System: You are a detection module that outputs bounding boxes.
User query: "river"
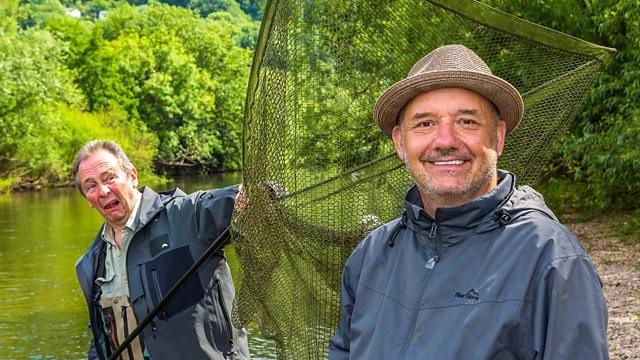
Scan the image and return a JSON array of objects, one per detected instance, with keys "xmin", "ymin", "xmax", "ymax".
[{"xmin": 0, "ymin": 174, "xmax": 277, "ymax": 359}]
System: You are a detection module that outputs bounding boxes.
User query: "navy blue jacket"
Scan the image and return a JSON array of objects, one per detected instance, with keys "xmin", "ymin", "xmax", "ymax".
[{"xmin": 76, "ymin": 186, "xmax": 250, "ymax": 360}]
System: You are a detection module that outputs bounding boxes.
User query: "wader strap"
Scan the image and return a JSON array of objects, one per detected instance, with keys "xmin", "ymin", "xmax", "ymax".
[{"xmin": 100, "ymin": 296, "xmax": 145, "ymax": 360}]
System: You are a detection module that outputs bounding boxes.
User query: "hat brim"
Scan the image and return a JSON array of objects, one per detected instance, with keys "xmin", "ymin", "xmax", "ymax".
[{"xmin": 373, "ymin": 70, "xmax": 524, "ymax": 137}]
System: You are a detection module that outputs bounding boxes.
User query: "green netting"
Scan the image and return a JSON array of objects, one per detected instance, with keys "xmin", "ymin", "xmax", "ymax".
[{"xmin": 232, "ymin": 0, "xmax": 615, "ymax": 358}]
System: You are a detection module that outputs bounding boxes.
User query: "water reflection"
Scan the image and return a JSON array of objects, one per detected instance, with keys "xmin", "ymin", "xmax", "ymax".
[{"xmin": 0, "ymin": 174, "xmax": 277, "ymax": 359}]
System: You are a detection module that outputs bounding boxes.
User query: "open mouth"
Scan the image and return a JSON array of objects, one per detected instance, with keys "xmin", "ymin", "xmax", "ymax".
[{"xmin": 102, "ymin": 199, "xmax": 120, "ymax": 210}]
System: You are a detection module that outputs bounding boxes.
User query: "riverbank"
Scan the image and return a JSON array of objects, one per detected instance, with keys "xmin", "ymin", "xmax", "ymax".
[
  {"xmin": 3, "ymin": 164, "xmax": 239, "ymax": 192},
  {"xmin": 564, "ymin": 214, "xmax": 640, "ymax": 359}
]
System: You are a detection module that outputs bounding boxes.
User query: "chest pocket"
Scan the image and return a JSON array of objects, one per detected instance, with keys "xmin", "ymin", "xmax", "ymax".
[{"xmin": 144, "ymin": 245, "xmax": 204, "ymax": 320}]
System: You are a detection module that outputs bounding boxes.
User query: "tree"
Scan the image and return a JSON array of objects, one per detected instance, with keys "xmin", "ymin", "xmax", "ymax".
[
  {"xmin": 478, "ymin": 0, "xmax": 640, "ymax": 209},
  {"xmin": 76, "ymin": 3, "xmax": 253, "ymax": 171},
  {"xmin": 0, "ymin": 4, "xmax": 158, "ymax": 190},
  {"xmin": 0, "ymin": 25, "xmax": 83, "ymax": 180}
]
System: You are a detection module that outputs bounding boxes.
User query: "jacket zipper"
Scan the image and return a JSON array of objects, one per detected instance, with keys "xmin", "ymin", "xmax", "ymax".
[
  {"xmin": 425, "ymin": 223, "xmax": 439, "ymax": 269},
  {"xmin": 150, "ymin": 269, "xmax": 168, "ymax": 320},
  {"xmin": 215, "ymin": 275, "xmax": 236, "ymax": 359},
  {"xmin": 398, "ymin": 222, "xmax": 439, "ymax": 358}
]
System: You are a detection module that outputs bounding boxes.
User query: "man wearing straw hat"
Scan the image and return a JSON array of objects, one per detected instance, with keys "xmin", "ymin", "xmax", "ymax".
[{"xmin": 329, "ymin": 45, "xmax": 608, "ymax": 359}]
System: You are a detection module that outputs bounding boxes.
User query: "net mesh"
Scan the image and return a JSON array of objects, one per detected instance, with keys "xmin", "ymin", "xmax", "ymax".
[{"xmin": 232, "ymin": 0, "xmax": 615, "ymax": 358}]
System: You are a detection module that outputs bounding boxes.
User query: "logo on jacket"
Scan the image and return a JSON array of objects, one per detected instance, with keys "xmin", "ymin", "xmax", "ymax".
[{"xmin": 454, "ymin": 288, "xmax": 480, "ymax": 302}]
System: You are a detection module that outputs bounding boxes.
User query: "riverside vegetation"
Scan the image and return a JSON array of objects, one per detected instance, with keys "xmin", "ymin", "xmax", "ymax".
[{"xmin": 1, "ymin": 0, "xmax": 639, "ymax": 241}]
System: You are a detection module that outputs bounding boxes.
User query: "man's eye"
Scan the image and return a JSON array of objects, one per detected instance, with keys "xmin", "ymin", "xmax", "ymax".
[
  {"xmin": 459, "ymin": 119, "xmax": 478, "ymax": 126},
  {"xmin": 85, "ymin": 184, "xmax": 96, "ymax": 192},
  {"xmin": 417, "ymin": 121, "xmax": 434, "ymax": 128}
]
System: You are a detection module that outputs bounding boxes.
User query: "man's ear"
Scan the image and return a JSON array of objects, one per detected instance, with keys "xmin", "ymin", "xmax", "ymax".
[
  {"xmin": 129, "ymin": 167, "xmax": 139, "ymax": 188},
  {"xmin": 495, "ymin": 120, "xmax": 507, "ymax": 157},
  {"xmin": 391, "ymin": 125, "xmax": 405, "ymax": 161}
]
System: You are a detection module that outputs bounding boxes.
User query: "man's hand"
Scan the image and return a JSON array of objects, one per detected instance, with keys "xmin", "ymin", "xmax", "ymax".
[{"xmin": 234, "ymin": 184, "xmax": 247, "ymax": 211}]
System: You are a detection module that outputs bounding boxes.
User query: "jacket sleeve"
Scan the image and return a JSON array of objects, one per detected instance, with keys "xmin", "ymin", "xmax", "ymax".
[
  {"xmin": 195, "ymin": 184, "xmax": 239, "ymax": 242},
  {"xmin": 532, "ymin": 254, "xmax": 609, "ymax": 359},
  {"xmin": 328, "ymin": 261, "xmax": 357, "ymax": 359}
]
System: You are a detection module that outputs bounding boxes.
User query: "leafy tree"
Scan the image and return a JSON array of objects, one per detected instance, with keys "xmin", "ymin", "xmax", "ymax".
[
  {"xmin": 0, "ymin": 5, "xmax": 159, "ymax": 190},
  {"xmin": 17, "ymin": 0, "xmax": 66, "ymax": 28},
  {"xmin": 0, "ymin": 0, "xmax": 19, "ymax": 31},
  {"xmin": 236, "ymin": 0, "xmax": 265, "ymax": 19},
  {"xmin": 557, "ymin": 1, "xmax": 640, "ymax": 210},
  {"xmin": 479, "ymin": 0, "xmax": 640, "ymax": 210},
  {"xmin": 187, "ymin": 0, "xmax": 243, "ymax": 18},
  {"xmin": 41, "ymin": 13, "xmax": 93, "ymax": 68},
  {"xmin": 76, "ymin": 3, "xmax": 253, "ymax": 171},
  {"xmin": 0, "ymin": 24, "xmax": 83, "ymax": 178}
]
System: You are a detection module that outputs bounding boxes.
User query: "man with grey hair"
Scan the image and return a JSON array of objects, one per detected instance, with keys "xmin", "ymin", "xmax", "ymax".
[
  {"xmin": 74, "ymin": 140, "xmax": 250, "ymax": 360},
  {"xmin": 329, "ymin": 45, "xmax": 608, "ymax": 359}
]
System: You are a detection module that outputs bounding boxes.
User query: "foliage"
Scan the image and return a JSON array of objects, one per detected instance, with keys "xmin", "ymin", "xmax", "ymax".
[
  {"xmin": 41, "ymin": 13, "xmax": 94, "ymax": 68},
  {"xmin": 16, "ymin": 0, "xmax": 66, "ymax": 28},
  {"xmin": 0, "ymin": 24, "xmax": 82, "ymax": 184},
  {"xmin": 0, "ymin": 0, "xmax": 19, "ymax": 31},
  {"xmin": 1, "ymin": 0, "xmax": 260, "ymax": 189},
  {"xmin": 236, "ymin": 0, "xmax": 265, "ymax": 19},
  {"xmin": 0, "ymin": 3, "xmax": 161, "ymax": 190},
  {"xmin": 59, "ymin": 108, "xmax": 162, "ymax": 186},
  {"xmin": 479, "ymin": 0, "xmax": 640, "ymax": 213},
  {"xmin": 74, "ymin": 3, "xmax": 253, "ymax": 171},
  {"xmin": 3, "ymin": 0, "xmax": 640, "ymax": 206},
  {"xmin": 561, "ymin": 1, "xmax": 640, "ymax": 211}
]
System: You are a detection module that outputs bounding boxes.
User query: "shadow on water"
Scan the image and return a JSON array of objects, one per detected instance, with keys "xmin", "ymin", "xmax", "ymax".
[{"xmin": 0, "ymin": 173, "xmax": 277, "ymax": 359}]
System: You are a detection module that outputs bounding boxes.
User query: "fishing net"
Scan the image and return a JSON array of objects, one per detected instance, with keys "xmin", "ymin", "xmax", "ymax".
[{"xmin": 231, "ymin": 0, "xmax": 615, "ymax": 358}]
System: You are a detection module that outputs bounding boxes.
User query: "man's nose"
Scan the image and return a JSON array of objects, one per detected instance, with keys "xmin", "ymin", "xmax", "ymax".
[
  {"xmin": 98, "ymin": 183, "xmax": 110, "ymax": 196},
  {"xmin": 431, "ymin": 123, "xmax": 460, "ymax": 150}
]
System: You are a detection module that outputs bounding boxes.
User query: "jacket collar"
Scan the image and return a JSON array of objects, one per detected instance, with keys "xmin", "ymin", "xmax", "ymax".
[
  {"xmin": 404, "ymin": 170, "xmax": 515, "ymax": 230},
  {"xmin": 135, "ymin": 186, "xmax": 163, "ymax": 230},
  {"xmin": 132, "ymin": 186, "xmax": 187, "ymax": 232}
]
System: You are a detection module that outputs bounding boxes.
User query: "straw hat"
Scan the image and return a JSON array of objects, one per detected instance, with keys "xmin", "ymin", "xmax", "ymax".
[{"xmin": 373, "ymin": 44, "xmax": 524, "ymax": 137}]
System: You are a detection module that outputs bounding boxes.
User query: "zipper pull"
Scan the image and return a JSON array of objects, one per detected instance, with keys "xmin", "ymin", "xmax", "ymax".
[
  {"xmin": 425, "ymin": 257, "xmax": 436, "ymax": 269},
  {"xmin": 429, "ymin": 223, "xmax": 437, "ymax": 239}
]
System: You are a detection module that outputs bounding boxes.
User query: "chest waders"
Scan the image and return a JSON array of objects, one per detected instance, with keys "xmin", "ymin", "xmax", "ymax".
[{"xmin": 100, "ymin": 296, "xmax": 145, "ymax": 360}]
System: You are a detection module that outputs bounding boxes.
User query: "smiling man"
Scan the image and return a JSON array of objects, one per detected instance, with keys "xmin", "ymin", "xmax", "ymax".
[
  {"xmin": 329, "ymin": 45, "xmax": 608, "ymax": 359},
  {"xmin": 73, "ymin": 140, "xmax": 250, "ymax": 360}
]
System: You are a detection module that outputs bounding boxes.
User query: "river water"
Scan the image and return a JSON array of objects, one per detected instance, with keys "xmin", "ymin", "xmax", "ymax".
[{"xmin": 0, "ymin": 174, "xmax": 277, "ymax": 359}]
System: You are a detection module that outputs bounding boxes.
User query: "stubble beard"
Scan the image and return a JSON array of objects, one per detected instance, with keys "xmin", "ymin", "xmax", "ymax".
[{"xmin": 403, "ymin": 146, "xmax": 499, "ymax": 203}]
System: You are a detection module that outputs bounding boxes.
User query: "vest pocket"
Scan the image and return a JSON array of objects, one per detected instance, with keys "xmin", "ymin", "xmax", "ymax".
[{"xmin": 144, "ymin": 245, "xmax": 204, "ymax": 320}]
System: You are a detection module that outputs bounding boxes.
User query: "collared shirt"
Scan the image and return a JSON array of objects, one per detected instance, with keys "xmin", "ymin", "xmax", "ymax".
[{"xmin": 95, "ymin": 191, "xmax": 142, "ymax": 299}]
